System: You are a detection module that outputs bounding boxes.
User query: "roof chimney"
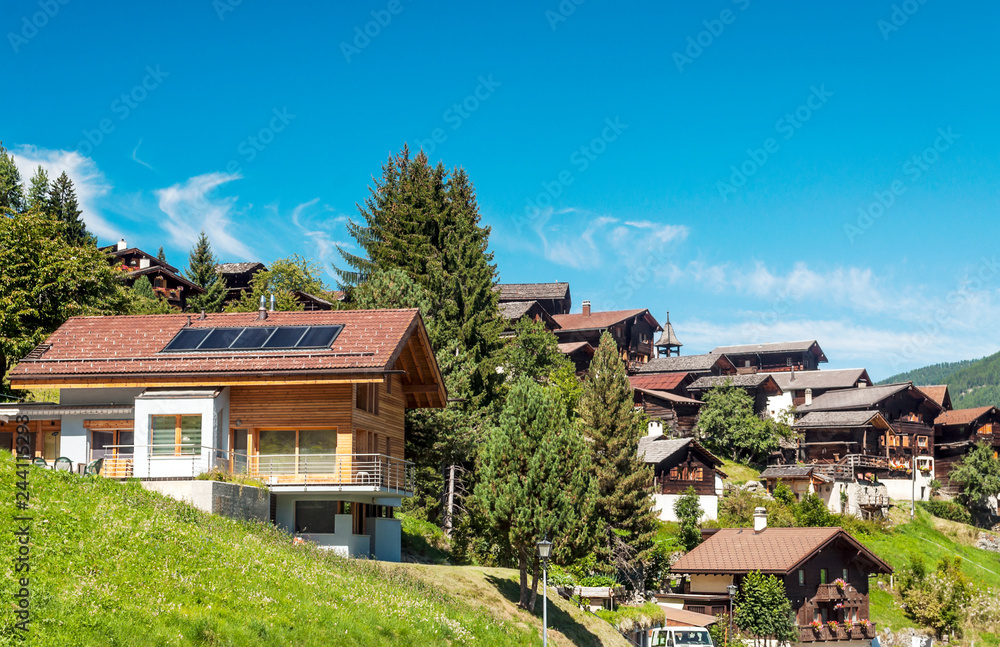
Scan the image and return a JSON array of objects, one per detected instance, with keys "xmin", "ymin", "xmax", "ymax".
[
  {"xmin": 269, "ymin": 293, "xmax": 276, "ymax": 312},
  {"xmin": 790, "ymin": 367, "xmax": 795, "ymax": 382},
  {"xmin": 754, "ymin": 507, "xmax": 768, "ymax": 533},
  {"xmin": 117, "ymin": 238, "xmax": 127, "ymax": 251},
  {"xmin": 199, "ymin": 309, "xmax": 207, "ymax": 321},
  {"xmin": 804, "ymin": 388, "xmax": 813, "ymax": 406},
  {"xmin": 258, "ymin": 295, "xmax": 268, "ymax": 320},
  {"xmin": 582, "ymin": 300, "xmax": 591, "ymax": 317}
]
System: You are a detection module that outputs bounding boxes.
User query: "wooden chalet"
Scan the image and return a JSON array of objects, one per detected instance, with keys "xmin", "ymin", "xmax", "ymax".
[
  {"xmin": 760, "ymin": 465, "xmax": 832, "ymax": 502},
  {"xmin": 796, "ymin": 383, "xmax": 943, "ymax": 501},
  {"xmin": 636, "ymin": 353, "xmax": 736, "ymax": 378},
  {"xmin": 498, "ymin": 300, "xmax": 561, "ymax": 335},
  {"xmin": 551, "ymin": 303, "xmax": 661, "ymax": 373},
  {"xmin": 685, "ymin": 374, "xmax": 782, "ymax": 418},
  {"xmin": 216, "ymin": 262, "xmax": 266, "ymax": 305},
  {"xmin": 5, "ymin": 308, "xmax": 445, "ymax": 562},
  {"xmin": 496, "ymin": 282, "xmax": 571, "ymax": 316},
  {"xmin": 557, "ymin": 341, "xmax": 594, "ymax": 374},
  {"xmin": 669, "ymin": 517, "xmax": 892, "ymax": 643},
  {"xmin": 633, "ymin": 387, "xmax": 703, "ymax": 437},
  {"xmin": 638, "ymin": 436, "xmax": 725, "ymax": 521},
  {"xmin": 934, "ymin": 406, "xmax": 1000, "ymax": 493},
  {"xmin": 710, "ymin": 340, "xmax": 828, "ymax": 373},
  {"xmin": 102, "ymin": 239, "xmax": 204, "ymax": 310},
  {"xmin": 919, "ymin": 385, "xmax": 953, "ymax": 411},
  {"xmin": 767, "ymin": 368, "xmax": 873, "ymax": 417}
]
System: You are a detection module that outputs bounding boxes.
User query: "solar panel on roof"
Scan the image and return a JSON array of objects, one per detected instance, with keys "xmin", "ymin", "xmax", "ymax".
[
  {"xmin": 296, "ymin": 326, "xmax": 342, "ymax": 348},
  {"xmin": 162, "ymin": 329, "xmax": 211, "ymax": 351},
  {"xmin": 160, "ymin": 324, "xmax": 344, "ymax": 352}
]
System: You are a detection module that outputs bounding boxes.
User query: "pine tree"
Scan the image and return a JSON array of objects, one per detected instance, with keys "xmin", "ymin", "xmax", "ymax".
[
  {"xmin": 0, "ymin": 143, "xmax": 25, "ymax": 215},
  {"xmin": 156, "ymin": 246, "xmax": 167, "ymax": 264},
  {"xmin": 27, "ymin": 166, "xmax": 49, "ymax": 212},
  {"xmin": 47, "ymin": 172, "xmax": 94, "ymax": 246},
  {"xmin": 577, "ymin": 331, "xmax": 659, "ymax": 587},
  {"xmin": 475, "ymin": 377, "xmax": 597, "ymax": 610},
  {"xmin": 674, "ymin": 486, "xmax": 703, "ymax": 552},
  {"xmin": 184, "ymin": 231, "xmax": 228, "ymax": 313},
  {"xmin": 128, "ymin": 276, "xmax": 176, "ymax": 315},
  {"xmin": 734, "ymin": 571, "xmax": 798, "ymax": 646}
]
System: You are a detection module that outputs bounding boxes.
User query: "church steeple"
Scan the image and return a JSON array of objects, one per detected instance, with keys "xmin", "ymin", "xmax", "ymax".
[{"xmin": 654, "ymin": 311, "xmax": 683, "ymax": 357}]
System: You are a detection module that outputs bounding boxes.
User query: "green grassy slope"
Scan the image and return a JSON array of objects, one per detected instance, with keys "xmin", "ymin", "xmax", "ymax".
[
  {"xmin": 879, "ymin": 350, "xmax": 1000, "ymax": 409},
  {"xmin": 0, "ymin": 454, "xmax": 601, "ymax": 647}
]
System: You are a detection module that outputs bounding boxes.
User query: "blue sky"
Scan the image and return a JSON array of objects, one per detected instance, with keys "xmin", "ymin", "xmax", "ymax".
[{"xmin": 3, "ymin": 0, "xmax": 998, "ymax": 379}]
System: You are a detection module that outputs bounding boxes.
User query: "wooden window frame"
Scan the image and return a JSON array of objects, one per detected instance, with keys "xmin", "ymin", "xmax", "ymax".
[
  {"xmin": 355, "ymin": 383, "xmax": 379, "ymax": 415},
  {"xmin": 150, "ymin": 414, "xmax": 201, "ymax": 456}
]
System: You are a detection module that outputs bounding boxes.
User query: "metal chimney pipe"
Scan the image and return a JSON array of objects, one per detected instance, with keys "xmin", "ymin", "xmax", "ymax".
[
  {"xmin": 258, "ymin": 295, "xmax": 267, "ymax": 320},
  {"xmin": 270, "ymin": 293, "xmax": 276, "ymax": 312}
]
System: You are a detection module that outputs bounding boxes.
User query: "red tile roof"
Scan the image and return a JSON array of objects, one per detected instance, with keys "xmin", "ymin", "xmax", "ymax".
[
  {"xmin": 918, "ymin": 385, "xmax": 951, "ymax": 408},
  {"xmin": 670, "ymin": 527, "xmax": 892, "ymax": 575},
  {"xmin": 10, "ymin": 309, "xmax": 424, "ymax": 381},
  {"xmin": 629, "ymin": 372, "xmax": 689, "ymax": 392},
  {"xmin": 936, "ymin": 406, "xmax": 998, "ymax": 427},
  {"xmin": 553, "ymin": 309, "xmax": 657, "ymax": 332}
]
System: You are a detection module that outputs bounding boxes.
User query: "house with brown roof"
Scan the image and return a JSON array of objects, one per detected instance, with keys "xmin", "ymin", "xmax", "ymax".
[
  {"xmin": 102, "ymin": 239, "xmax": 204, "ymax": 310},
  {"xmin": 667, "ymin": 510, "xmax": 891, "ymax": 644},
  {"xmin": 632, "ymin": 387, "xmax": 702, "ymax": 437},
  {"xmin": 3, "ymin": 307, "xmax": 445, "ymax": 562},
  {"xmin": 766, "ymin": 368, "xmax": 873, "ymax": 419},
  {"xmin": 638, "ymin": 436, "xmax": 724, "ymax": 521},
  {"xmin": 919, "ymin": 385, "xmax": 953, "ymax": 411},
  {"xmin": 216, "ymin": 261, "xmax": 267, "ymax": 304},
  {"xmin": 934, "ymin": 405, "xmax": 1000, "ymax": 493},
  {"xmin": 710, "ymin": 340, "xmax": 828, "ymax": 373},
  {"xmin": 551, "ymin": 302, "xmax": 661, "ymax": 372},
  {"xmin": 496, "ymin": 282, "xmax": 571, "ymax": 315}
]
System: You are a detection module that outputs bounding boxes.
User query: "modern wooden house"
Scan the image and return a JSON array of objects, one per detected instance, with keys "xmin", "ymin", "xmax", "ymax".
[
  {"xmin": 668, "ymin": 513, "xmax": 891, "ymax": 644},
  {"xmin": 102, "ymin": 239, "xmax": 204, "ymax": 310},
  {"xmin": 796, "ymin": 383, "xmax": 942, "ymax": 502},
  {"xmin": 638, "ymin": 436, "xmax": 724, "ymax": 521},
  {"xmin": 934, "ymin": 406, "xmax": 1000, "ymax": 493},
  {"xmin": 4, "ymin": 308, "xmax": 445, "ymax": 562},
  {"xmin": 552, "ymin": 304, "xmax": 661, "ymax": 372},
  {"xmin": 496, "ymin": 282, "xmax": 571, "ymax": 316},
  {"xmin": 710, "ymin": 340, "xmax": 828, "ymax": 373}
]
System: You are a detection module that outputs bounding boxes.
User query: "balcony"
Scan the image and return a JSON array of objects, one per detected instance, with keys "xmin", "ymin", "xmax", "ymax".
[
  {"xmin": 799, "ymin": 623, "xmax": 876, "ymax": 642},
  {"xmin": 94, "ymin": 445, "xmax": 414, "ymax": 494},
  {"xmin": 812, "ymin": 583, "xmax": 848, "ymax": 602}
]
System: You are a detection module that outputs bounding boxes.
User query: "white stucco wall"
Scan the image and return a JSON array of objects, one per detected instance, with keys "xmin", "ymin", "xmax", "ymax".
[
  {"xmin": 652, "ymin": 493, "xmax": 718, "ymax": 522},
  {"xmin": 133, "ymin": 391, "xmax": 224, "ymax": 478},
  {"xmin": 767, "ymin": 392, "xmax": 793, "ymax": 419},
  {"xmin": 299, "ymin": 514, "xmax": 370, "ymax": 558}
]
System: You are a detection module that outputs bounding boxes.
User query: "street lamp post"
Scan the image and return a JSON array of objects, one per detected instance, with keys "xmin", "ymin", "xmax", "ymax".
[
  {"xmin": 537, "ymin": 537, "xmax": 553, "ymax": 647},
  {"xmin": 726, "ymin": 583, "xmax": 738, "ymax": 645}
]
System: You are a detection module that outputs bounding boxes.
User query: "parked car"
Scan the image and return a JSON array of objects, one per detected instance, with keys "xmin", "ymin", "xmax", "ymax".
[{"xmin": 650, "ymin": 627, "xmax": 714, "ymax": 647}]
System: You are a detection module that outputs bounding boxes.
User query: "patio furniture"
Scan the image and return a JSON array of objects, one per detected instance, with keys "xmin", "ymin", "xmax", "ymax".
[
  {"xmin": 53, "ymin": 457, "xmax": 73, "ymax": 472},
  {"xmin": 31, "ymin": 457, "xmax": 49, "ymax": 469},
  {"xmin": 84, "ymin": 457, "xmax": 104, "ymax": 476}
]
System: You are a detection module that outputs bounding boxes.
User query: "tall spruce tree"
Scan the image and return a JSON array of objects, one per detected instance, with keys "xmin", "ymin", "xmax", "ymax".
[
  {"xmin": 47, "ymin": 171, "xmax": 94, "ymax": 246},
  {"xmin": 336, "ymin": 146, "xmax": 504, "ymax": 528},
  {"xmin": 156, "ymin": 246, "xmax": 167, "ymax": 264},
  {"xmin": 0, "ymin": 143, "xmax": 25, "ymax": 215},
  {"xmin": 184, "ymin": 231, "xmax": 227, "ymax": 313},
  {"xmin": 475, "ymin": 377, "xmax": 597, "ymax": 611},
  {"xmin": 577, "ymin": 331, "xmax": 659, "ymax": 587},
  {"xmin": 27, "ymin": 166, "xmax": 49, "ymax": 212}
]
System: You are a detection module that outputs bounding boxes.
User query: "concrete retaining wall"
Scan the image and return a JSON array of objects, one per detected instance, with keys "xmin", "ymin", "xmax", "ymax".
[{"xmin": 142, "ymin": 480, "xmax": 269, "ymax": 523}]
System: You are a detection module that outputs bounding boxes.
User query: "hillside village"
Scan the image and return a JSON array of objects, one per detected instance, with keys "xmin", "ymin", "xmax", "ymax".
[{"xmin": 4, "ymin": 147, "xmax": 1000, "ymax": 646}]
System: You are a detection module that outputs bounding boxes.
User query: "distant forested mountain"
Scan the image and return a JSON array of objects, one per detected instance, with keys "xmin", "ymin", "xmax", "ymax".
[{"xmin": 879, "ymin": 351, "xmax": 1000, "ymax": 409}]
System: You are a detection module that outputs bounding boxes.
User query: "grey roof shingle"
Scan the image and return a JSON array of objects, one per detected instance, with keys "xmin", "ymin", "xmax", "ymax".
[
  {"xmin": 710, "ymin": 340, "xmax": 821, "ymax": 355},
  {"xmin": 794, "ymin": 411, "xmax": 884, "ymax": 428},
  {"xmin": 637, "ymin": 354, "xmax": 722, "ymax": 374},
  {"xmin": 498, "ymin": 300, "xmax": 537, "ymax": 320},
  {"xmin": 687, "ymin": 374, "xmax": 780, "ymax": 391},
  {"xmin": 637, "ymin": 436, "xmax": 692, "ymax": 464},
  {"xmin": 216, "ymin": 262, "xmax": 266, "ymax": 275},
  {"xmin": 769, "ymin": 368, "xmax": 869, "ymax": 392},
  {"xmin": 795, "ymin": 383, "xmax": 913, "ymax": 412},
  {"xmin": 497, "ymin": 282, "xmax": 569, "ymax": 301},
  {"xmin": 760, "ymin": 465, "xmax": 815, "ymax": 479}
]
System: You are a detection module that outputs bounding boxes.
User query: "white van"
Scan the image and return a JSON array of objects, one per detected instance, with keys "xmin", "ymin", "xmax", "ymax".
[{"xmin": 650, "ymin": 626, "xmax": 715, "ymax": 647}]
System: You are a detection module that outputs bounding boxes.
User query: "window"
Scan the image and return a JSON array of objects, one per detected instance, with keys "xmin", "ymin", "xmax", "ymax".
[
  {"xmin": 978, "ymin": 423, "xmax": 993, "ymax": 436},
  {"xmin": 356, "ymin": 383, "xmax": 379, "ymax": 415},
  {"xmin": 820, "ymin": 568, "xmax": 828, "ymax": 584},
  {"xmin": 150, "ymin": 415, "xmax": 201, "ymax": 455},
  {"xmin": 798, "ymin": 569, "xmax": 805, "ymax": 586},
  {"xmin": 688, "ymin": 606, "xmax": 705, "ymax": 614},
  {"xmin": 902, "ymin": 435, "xmax": 911, "ymax": 448},
  {"xmin": 916, "ymin": 436, "xmax": 928, "ymax": 448},
  {"xmin": 295, "ymin": 500, "xmax": 338, "ymax": 533},
  {"xmin": 843, "ymin": 568, "xmax": 849, "ymax": 582},
  {"xmin": 711, "ymin": 606, "xmax": 727, "ymax": 616}
]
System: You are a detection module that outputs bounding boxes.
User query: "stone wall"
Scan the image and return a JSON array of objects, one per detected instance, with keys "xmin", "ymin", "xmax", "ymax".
[{"xmin": 142, "ymin": 480, "xmax": 269, "ymax": 523}]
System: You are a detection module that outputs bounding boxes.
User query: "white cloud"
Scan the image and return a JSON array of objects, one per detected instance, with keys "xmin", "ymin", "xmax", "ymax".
[
  {"xmin": 154, "ymin": 172, "xmax": 251, "ymax": 259},
  {"xmin": 11, "ymin": 145, "xmax": 117, "ymax": 240},
  {"xmin": 284, "ymin": 199, "xmax": 352, "ymax": 281}
]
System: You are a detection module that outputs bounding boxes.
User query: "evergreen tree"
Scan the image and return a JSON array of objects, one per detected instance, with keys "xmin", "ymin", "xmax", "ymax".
[
  {"xmin": 674, "ymin": 486, "xmax": 703, "ymax": 552},
  {"xmin": 184, "ymin": 231, "xmax": 227, "ymax": 313},
  {"xmin": 577, "ymin": 331, "xmax": 659, "ymax": 587},
  {"xmin": 950, "ymin": 442, "xmax": 1000, "ymax": 516},
  {"xmin": 129, "ymin": 276, "xmax": 175, "ymax": 314},
  {"xmin": 47, "ymin": 171, "xmax": 94, "ymax": 246},
  {"xmin": 132, "ymin": 275, "xmax": 156, "ymax": 300},
  {"xmin": 27, "ymin": 166, "xmax": 49, "ymax": 212},
  {"xmin": 495, "ymin": 317, "xmax": 571, "ymax": 387},
  {"xmin": 156, "ymin": 246, "xmax": 167, "ymax": 264},
  {"xmin": 0, "ymin": 143, "xmax": 25, "ymax": 215},
  {"xmin": 475, "ymin": 377, "xmax": 597, "ymax": 610}
]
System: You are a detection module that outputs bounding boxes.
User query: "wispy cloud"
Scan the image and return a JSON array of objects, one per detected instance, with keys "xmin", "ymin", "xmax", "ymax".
[
  {"xmin": 11, "ymin": 145, "xmax": 117, "ymax": 240},
  {"xmin": 131, "ymin": 140, "xmax": 155, "ymax": 171},
  {"xmin": 154, "ymin": 172, "xmax": 251, "ymax": 258}
]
